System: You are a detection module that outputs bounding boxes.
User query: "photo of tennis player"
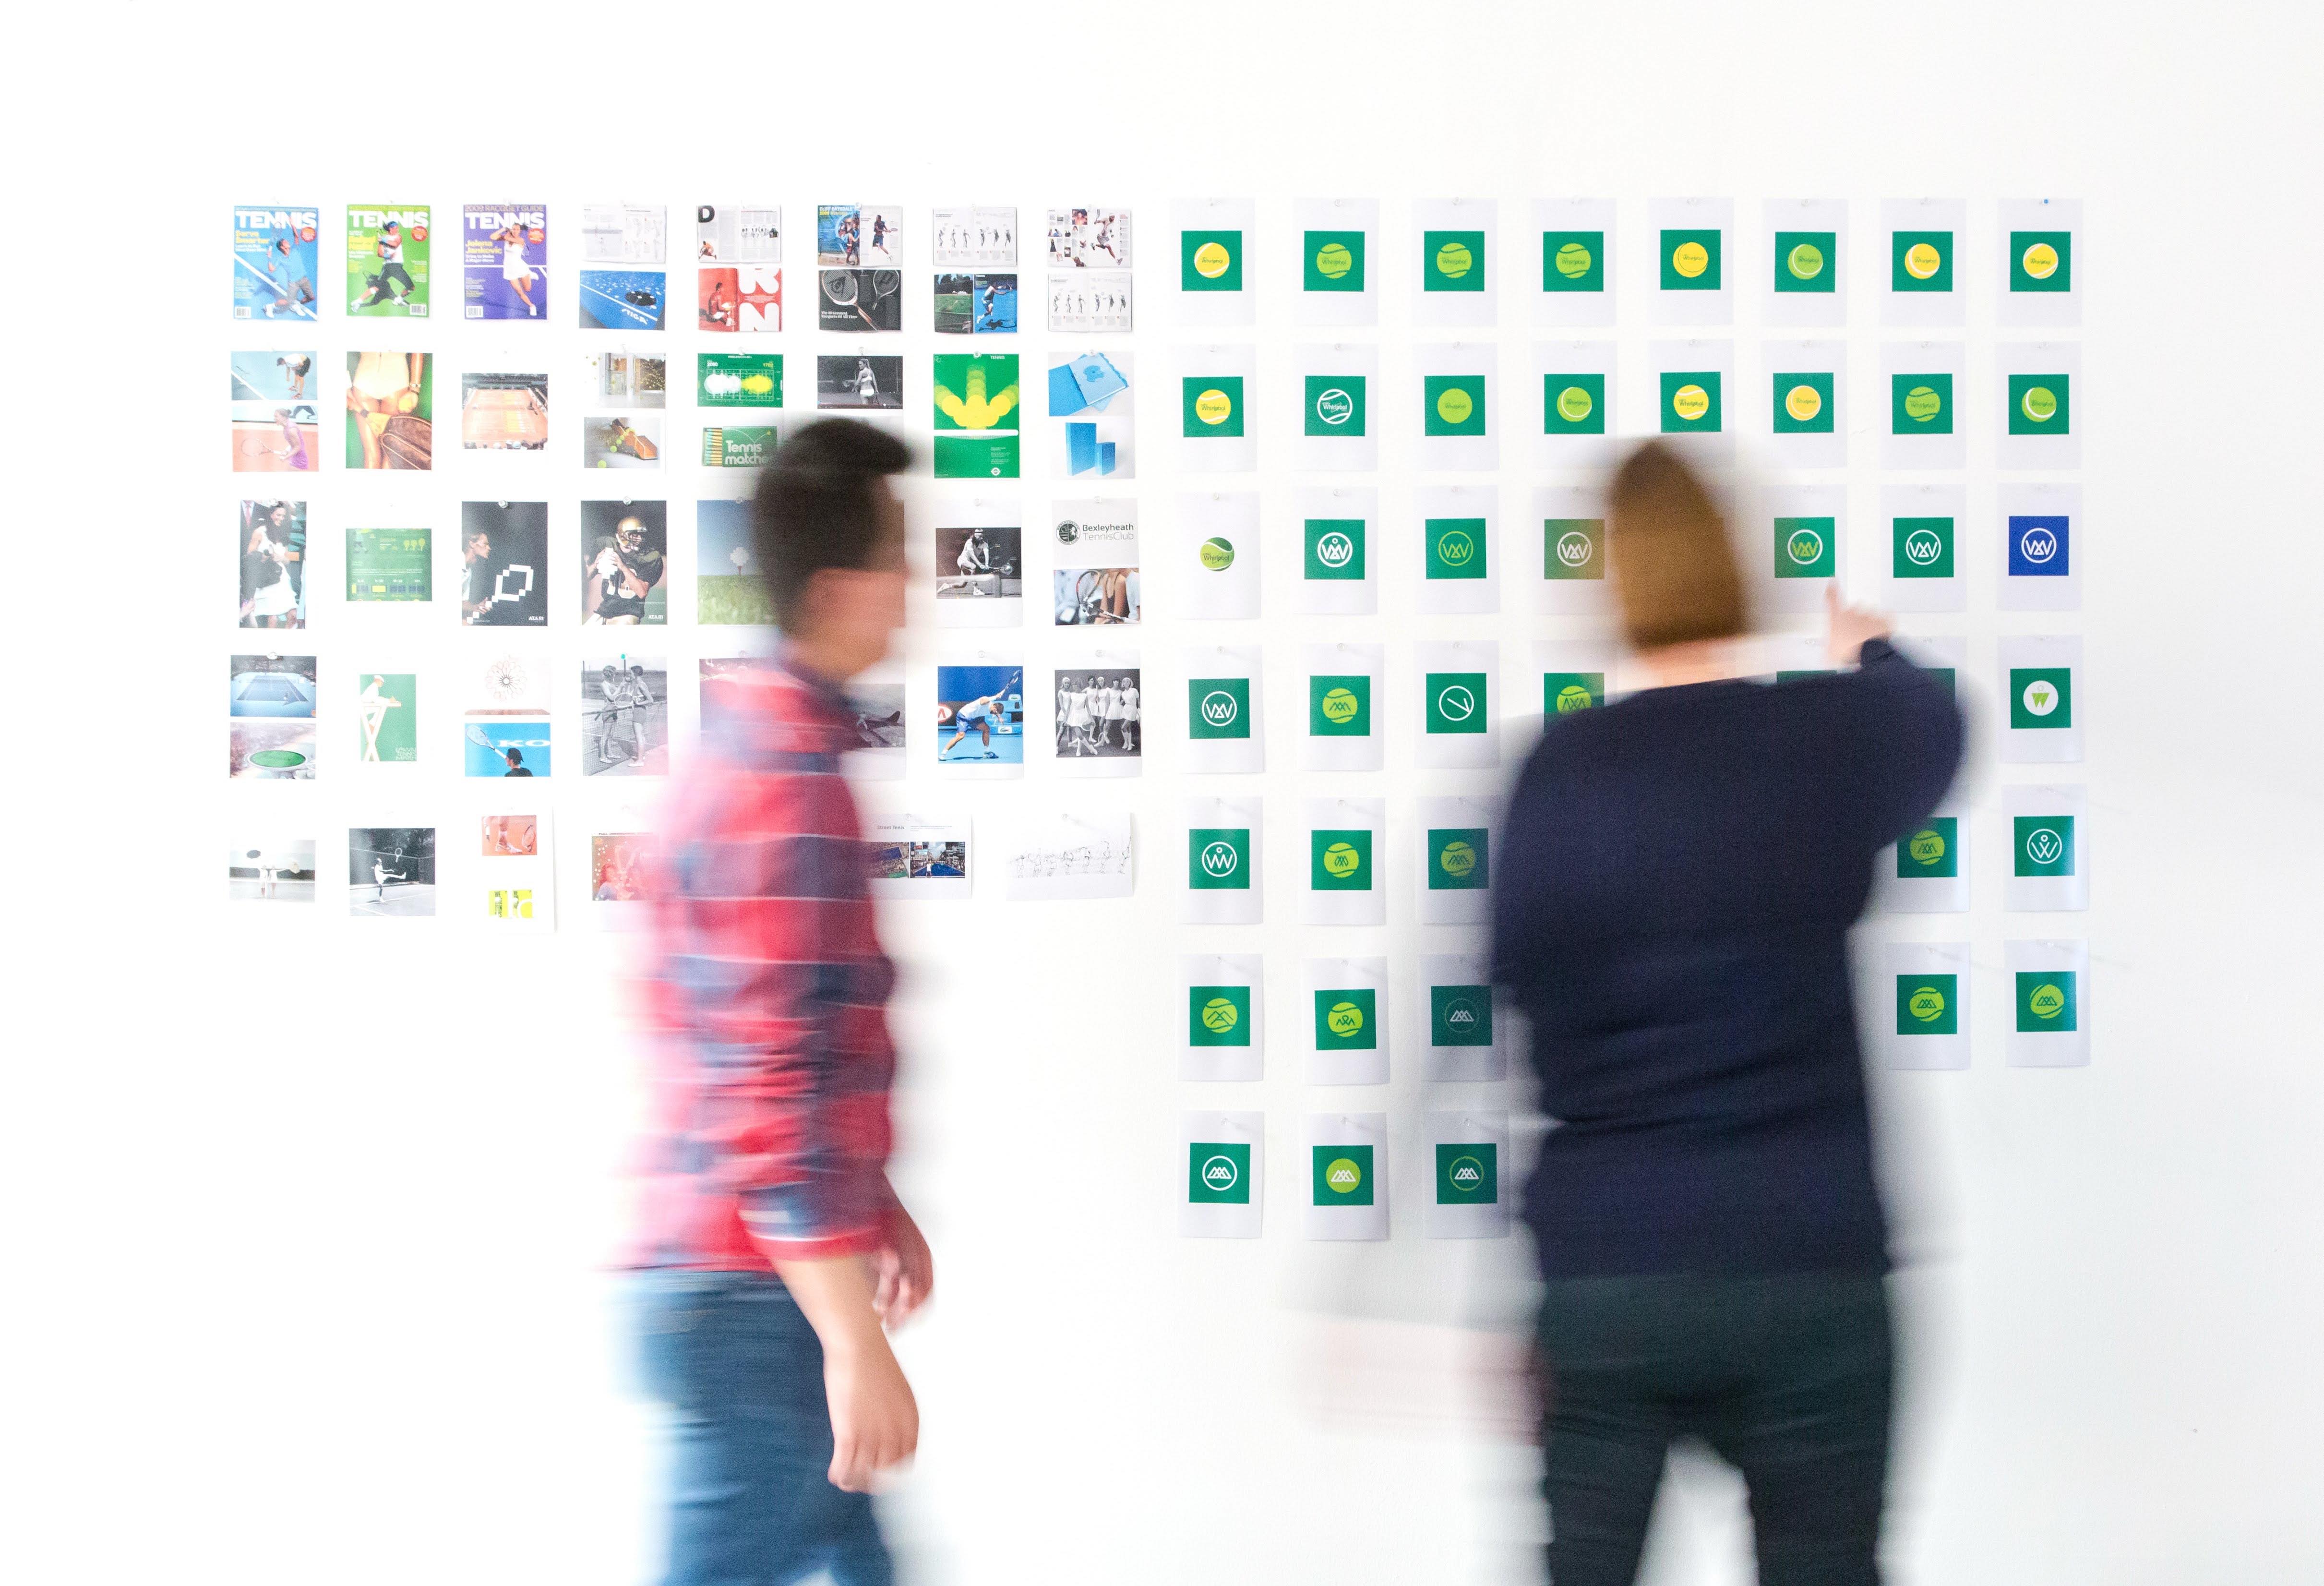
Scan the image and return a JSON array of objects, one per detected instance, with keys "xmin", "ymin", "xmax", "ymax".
[
  {"xmin": 580, "ymin": 656, "xmax": 669, "ymax": 776},
  {"xmin": 481, "ymin": 814, "xmax": 539, "ymax": 857},
  {"xmin": 239, "ymin": 501, "xmax": 306, "ymax": 628},
  {"xmin": 816, "ymin": 204, "xmax": 903, "ymax": 266},
  {"xmin": 581, "ymin": 413, "xmax": 663, "ymax": 469},
  {"xmin": 230, "ymin": 654, "xmax": 317, "ymax": 718},
  {"xmin": 699, "ymin": 264, "xmax": 782, "ymax": 333},
  {"xmin": 818, "ymin": 269, "xmax": 903, "ymax": 333},
  {"xmin": 1046, "ymin": 206, "xmax": 1132, "ymax": 268},
  {"xmin": 580, "ymin": 502, "xmax": 667, "ymax": 624},
  {"xmin": 815, "ymin": 354, "xmax": 902, "ymax": 409},
  {"xmin": 462, "ymin": 372, "xmax": 549, "ymax": 451},
  {"xmin": 464, "ymin": 716, "xmax": 551, "ymax": 777},
  {"xmin": 229, "ymin": 839, "xmax": 316, "ymax": 902},
  {"xmin": 345, "ymin": 351, "xmax": 433, "ymax": 470},
  {"xmin": 349, "ymin": 827, "xmax": 436, "ymax": 917},
  {"xmin": 591, "ymin": 832, "xmax": 648, "ymax": 901},
  {"xmin": 934, "ymin": 273, "xmax": 1018, "ymax": 334},
  {"xmin": 935, "ymin": 524, "xmax": 1023, "ymax": 603},
  {"xmin": 1050, "ymin": 669, "xmax": 1143, "ymax": 759},
  {"xmin": 355, "ymin": 672, "xmax": 417, "ymax": 762},
  {"xmin": 460, "ymin": 501, "xmax": 548, "ymax": 627},
  {"xmin": 233, "ymin": 206, "xmax": 319, "ymax": 321},
  {"xmin": 463, "ymin": 204, "xmax": 546, "ymax": 321},
  {"xmin": 935, "ymin": 663, "xmax": 1026, "ymax": 764},
  {"xmin": 347, "ymin": 205, "xmax": 430, "ymax": 316},
  {"xmin": 230, "ymin": 352, "xmax": 317, "ymax": 473}
]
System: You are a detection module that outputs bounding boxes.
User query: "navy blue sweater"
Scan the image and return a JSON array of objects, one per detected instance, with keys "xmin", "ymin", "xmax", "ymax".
[{"xmin": 1492, "ymin": 640, "xmax": 1963, "ymax": 1278}]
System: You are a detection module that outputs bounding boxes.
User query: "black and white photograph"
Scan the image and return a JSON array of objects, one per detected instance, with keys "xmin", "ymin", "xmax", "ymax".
[
  {"xmin": 1051, "ymin": 668, "xmax": 1142, "ymax": 761},
  {"xmin": 818, "ymin": 269, "xmax": 903, "ymax": 333},
  {"xmin": 935, "ymin": 523, "xmax": 1022, "ymax": 610},
  {"xmin": 581, "ymin": 656, "xmax": 668, "ymax": 776},
  {"xmin": 816, "ymin": 354, "xmax": 903, "ymax": 410},
  {"xmin": 460, "ymin": 501, "xmax": 548, "ymax": 626},
  {"xmin": 228, "ymin": 839, "xmax": 315, "ymax": 903},
  {"xmin": 348, "ymin": 826, "xmax": 437, "ymax": 917}
]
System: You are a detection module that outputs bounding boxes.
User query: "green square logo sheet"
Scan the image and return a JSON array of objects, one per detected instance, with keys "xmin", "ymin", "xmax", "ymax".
[
  {"xmin": 1308, "ymin": 674, "xmax": 1370, "ymax": 735},
  {"xmin": 1430, "ymin": 984, "xmax": 1494, "ymax": 1046},
  {"xmin": 1182, "ymin": 376, "xmax": 1245, "ymax": 437},
  {"xmin": 1426, "ymin": 518, "xmax": 1486, "ymax": 580},
  {"xmin": 1313, "ymin": 988, "xmax": 1378, "ymax": 1050},
  {"xmin": 1188, "ymin": 985, "xmax": 1251, "ymax": 1047},
  {"xmin": 2016, "ymin": 971, "xmax": 2078, "ymax": 1033},
  {"xmin": 1773, "ymin": 231, "xmax": 1834, "ymax": 292},
  {"xmin": 1188, "ymin": 1141, "xmax": 1251, "ymax": 1202},
  {"xmin": 1310, "ymin": 828, "xmax": 1373, "ymax": 890},
  {"xmin": 931, "ymin": 353, "xmax": 1020, "ymax": 479},
  {"xmin": 1424, "ymin": 374, "xmax": 1486, "ymax": 436},
  {"xmin": 1893, "ymin": 517, "xmax": 1955, "ymax": 579},
  {"xmin": 1188, "ymin": 677, "xmax": 1250, "ymax": 739},
  {"xmin": 1896, "ymin": 973, "xmax": 1959, "ymax": 1035},
  {"xmin": 1543, "ymin": 231, "xmax": 1603, "ymax": 291},
  {"xmin": 2012, "ymin": 231, "xmax": 2072, "ymax": 293},
  {"xmin": 1424, "ymin": 230, "xmax": 1485, "ymax": 292},
  {"xmin": 2010, "ymin": 667, "xmax": 2073, "ymax": 730},
  {"xmin": 1660, "ymin": 228, "xmax": 1721, "ymax": 290},
  {"xmin": 1545, "ymin": 518, "xmax": 1604, "ymax": 580},
  {"xmin": 1897, "ymin": 817, "xmax": 1958, "ymax": 879},
  {"xmin": 1892, "ymin": 230, "xmax": 1954, "ymax": 292},
  {"xmin": 1304, "ymin": 519, "xmax": 1365, "ymax": 580},
  {"xmin": 1181, "ymin": 229, "xmax": 1243, "ymax": 291},
  {"xmin": 2009, "ymin": 374, "xmax": 2070, "ymax": 434},
  {"xmin": 2015, "ymin": 815, "xmax": 2076, "ymax": 877},
  {"xmin": 1435, "ymin": 1142, "xmax": 1498, "ymax": 1204},
  {"xmin": 1544, "ymin": 372, "xmax": 1605, "ymax": 434},
  {"xmin": 1891, "ymin": 373, "xmax": 1953, "ymax": 434},
  {"xmin": 1305, "ymin": 230, "xmax": 1366, "ymax": 292},
  {"xmin": 1773, "ymin": 516, "xmax": 1835, "ymax": 579},
  {"xmin": 1773, "ymin": 372, "xmax": 1833, "ymax": 433},
  {"xmin": 1189, "ymin": 828, "xmax": 1251, "ymax": 890},
  {"xmin": 1312, "ymin": 1143, "xmax": 1375, "ymax": 1205},
  {"xmin": 1428, "ymin": 827, "xmax": 1487, "ymax": 890},
  {"xmin": 1544, "ymin": 671, "xmax": 1605, "ymax": 717},
  {"xmin": 1305, "ymin": 374, "xmax": 1366, "ymax": 436},
  {"xmin": 1425, "ymin": 673, "xmax": 1488, "ymax": 735},
  {"xmin": 1660, "ymin": 371, "xmax": 1722, "ymax": 433}
]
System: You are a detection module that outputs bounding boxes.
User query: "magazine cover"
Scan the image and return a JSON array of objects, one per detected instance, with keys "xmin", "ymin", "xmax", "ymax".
[
  {"xmin": 233, "ymin": 205, "xmax": 319, "ymax": 321},
  {"xmin": 347, "ymin": 204, "xmax": 431, "ymax": 317},
  {"xmin": 464, "ymin": 204, "xmax": 547, "ymax": 320}
]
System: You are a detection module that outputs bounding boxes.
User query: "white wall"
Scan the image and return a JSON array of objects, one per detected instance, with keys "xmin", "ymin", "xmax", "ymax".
[{"xmin": 13, "ymin": 4, "xmax": 2324, "ymax": 1584}]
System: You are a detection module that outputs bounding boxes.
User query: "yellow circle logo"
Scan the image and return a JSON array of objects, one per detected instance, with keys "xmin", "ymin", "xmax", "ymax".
[
  {"xmin": 1201, "ymin": 997, "xmax": 1239, "ymax": 1033},
  {"xmin": 1326, "ymin": 1002, "xmax": 1366, "ymax": 1038},
  {"xmin": 2022, "ymin": 240, "xmax": 2060, "ymax": 280},
  {"xmin": 1436, "ymin": 529, "xmax": 1473, "ymax": 565},
  {"xmin": 1435, "ymin": 240, "xmax": 1473, "ymax": 279},
  {"xmin": 1787, "ymin": 241, "xmax": 1825, "ymax": 280},
  {"xmin": 1555, "ymin": 683, "xmax": 1593, "ymax": 713},
  {"xmin": 1198, "ymin": 537, "xmax": 1234, "ymax": 571},
  {"xmin": 1555, "ymin": 384, "xmax": 1593, "ymax": 423},
  {"xmin": 1671, "ymin": 383, "xmax": 1710, "ymax": 422},
  {"xmin": 2021, "ymin": 385, "xmax": 2059, "ymax": 423},
  {"xmin": 1904, "ymin": 384, "xmax": 1942, "ymax": 423},
  {"xmin": 1194, "ymin": 387, "xmax": 1234, "ymax": 426},
  {"xmin": 1905, "ymin": 240, "xmax": 1942, "ymax": 279},
  {"xmin": 1439, "ymin": 839, "xmax": 1476, "ymax": 879},
  {"xmin": 1436, "ymin": 386, "xmax": 1474, "ymax": 425},
  {"xmin": 1324, "ymin": 1156, "xmax": 1364, "ymax": 1193},
  {"xmin": 2028, "ymin": 983, "xmax": 2067, "ymax": 1021},
  {"xmin": 1314, "ymin": 240, "xmax": 1353, "ymax": 279},
  {"xmin": 1322, "ymin": 841, "xmax": 1363, "ymax": 878},
  {"xmin": 1672, "ymin": 240, "xmax": 1709, "ymax": 278},
  {"xmin": 1555, "ymin": 240, "xmax": 1592, "ymax": 279},
  {"xmin": 1193, "ymin": 240, "xmax": 1231, "ymax": 279},
  {"xmin": 1908, "ymin": 986, "xmax": 1947, "ymax": 1023},
  {"xmin": 1785, "ymin": 383, "xmax": 1822, "ymax": 423},
  {"xmin": 1907, "ymin": 827, "xmax": 1946, "ymax": 865},
  {"xmin": 1319, "ymin": 685, "xmax": 1360, "ymax": 724}
]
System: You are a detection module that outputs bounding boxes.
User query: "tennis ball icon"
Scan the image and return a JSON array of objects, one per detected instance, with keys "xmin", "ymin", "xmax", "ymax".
[
  {"xmin": 1555, "ymin": 240, "xmax": 1593, "ymax": 279},
  {"xmin": 1435, "ymin": 240, "xmax": 1474, "ymax": 279},
  {"xmin": 1313, "ymin": 386, "xmax": 1355, "ymax": 426},
  {"xmin": 2022, "ymin": 241, "xmax": 2060, "ymax": 280},
  {"xmin": 1671, "ymin": 240, "xmax": 1709, "ymax": 278},
  {"xmin": 1322, "ymin": 841, "xmax": 1363, "ymax": 878},
  {"xmin": 1325, "ymin": 1002, "xmax": 1366, "ymax": 1038},
  {"xmin": 2028, "ymin": 983, "xmax": 2066, "ymax": 1021},
  {"xmin": 1436, "ymin": 385, "xmax": 1475, "ymax": 425},
  {"xmin": 1439, "ymin": 839, "xmax": 1477, "ymax": 879},
  {"xmin": 1555, "ymin": 384, "xmax": 1594, "ymax": 423},
  {"xmin": 1319, "ymin": 687, "xmax": 1361, "ymax": 725},
  {"xmin": 1198, "ymin": 537, "xmax": 1235, "ymax": 571},
  {"xmin": 1785, "ymin": 384, "xmax": 1823, "ymax": 423},
  {"xmin": 740, "ymin": 372, "xmax": 775, "ymax": 396},
  {"xmin": 1787, "ymin": 241, "xmax": 1825, "ymax": 280},
  {"xmin": 1555, "ymin": 683, "xmax": 1594, "ymax": 713},
  {"xmin": 1324, "ymin": 1156, "xmax": 1364, "ymax": 1192},
  {"xmin": 1907, "ymin": 827, "xmax": 1947, "ymax": 866},
  {"xmin": 1904, "ymin": 384, "xmax": 1942, "ymax": 423},
  {"xmin": 1194, "ymin": 387, "xmax": 1234, "ymax": 425},
  {"xmin": 1904, "ymin": 241, "xmax": 1942, "ymax": 279},
  {"xmin": 1193, "ymin": 240, "xmax": 1232, "ymax": 278},
  {"xmin": 2021, "ymin": 385, "xmax": 2059, "ymax": 423},
  {"xmin": 1671, "ymin": 383, "xmax": 1711, "ymax": 422},
  {"xmin": 1315, "ymin": 240, "xmax": 1354, "ymax": 279},
  {"xmin": 1908, "ymin": 985, "xmax": 1948, "ymax": 1023},
  {"xmin": 1201, "ymin": 997, "xmax": 1240, "ymax": 1034}
]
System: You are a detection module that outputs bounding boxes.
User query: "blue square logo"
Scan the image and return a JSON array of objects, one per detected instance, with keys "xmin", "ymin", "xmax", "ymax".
[{"xmin": 2008, "ymin": 515, "xmax": 2070, "ymax": 578}]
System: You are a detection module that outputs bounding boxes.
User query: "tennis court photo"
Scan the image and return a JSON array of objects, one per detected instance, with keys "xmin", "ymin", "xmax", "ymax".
[{"xmin": 461, "ymin": 372, "xmax": 549, "ymax": 450}]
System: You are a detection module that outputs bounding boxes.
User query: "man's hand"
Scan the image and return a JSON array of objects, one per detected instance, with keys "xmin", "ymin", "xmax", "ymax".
[
  {"xmin": 872, "ymin": 1204, "xmax": 934, "ymax": 1328},
  {"xmin": 1825, "ymin": 584, "xmax": 1895, "ymax": 665}
]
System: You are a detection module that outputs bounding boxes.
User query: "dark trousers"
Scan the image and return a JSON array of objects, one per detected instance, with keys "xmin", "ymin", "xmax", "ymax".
[
  {"xmin": 1537, "ymin": 1273, "xmax": 1893, "ymax": 1586},
  {"xmin": 633, "ymin": 1270, "xmax": 893, "ymax": 1586}
]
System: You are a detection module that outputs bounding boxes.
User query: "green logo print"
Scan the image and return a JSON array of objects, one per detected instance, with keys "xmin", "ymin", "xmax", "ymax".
[
  {"xmin": 1897, "ymin": 817, "xmax": 1958, "ymax": 879},
  {"xmin": 1891, "ymin": 373, "xmax": 1953, "ymax": 434},
  {"xmin": 1304, "ymin": 518, "xmax": 1366, "ymax": 580},
  {"xmin": 1893, "ymin": 517, "xmax": 1954, "ymax": 579},
  {"xmin": 1312, "ymin": 1143, "xmax": 1375, "ymax": 1205},
  {"xmin": 1181, "ymin": 229, "xmax": 1243, "ymax": 291},
  {"xmin": 1313, "ymin": 987, "xmax": 1378, "ymax": 1049},
  {"xmin": 1426, "ymin": 518, "xmax": 1486, "ymax": 581},
  {"xmin": 2015, "ymin": 971, "xmax": 2078, "ymax": 1033},
  {"xmin": 1306, "ymin": 374, "xmax": 1366, "ymax": 436},
  {"xmin": 1435, "ymin": 1142, "xmax": 1498, "ymax": 1204},
  {"xmin": 1188, "ymin": 984, "xmax": 1251, "ymax": 1047},
  {"xmin": 1544, "ymin": 671, "xmax": 1605, "ymax": 717},
  {"xmin": 1188, "ymin": 677, "xmax": 1250, "ymax": 740},
  {"xmin": 1304, "ymin": 230, "xmax": 1366, "ymax": 292},
  {"xmin": 1660, "ymin": 228, "xmax": 1721, "ymax": 290},
  {"xmin": 1773, "ymin": 230, "xmax": 1835, "ymax": 293},
  {"xmin": 2008, "ymin": 373, "xmax": 2071, "ymax": 435},
  {"xmin": 1425, "ymin": 672, "xmax": 1488, "ymax": 735},
  {"xmin": 1892, "ymin": 230, "xmax": 1953, "ymax": 292},
  {"xmin": 1542, "ymin": 230, "xmax": 1604, "ymax": 292},
  {"xmin": 1310, "ymin": 828, "xmax": 1373, "ymax": 891},
  {"xmin": 2009, "ymin": 667, "xmax": 2073, "ymax": 730},
  {"xmin": 2015, "ymin": 816, "xmax": 2076, "ymax": 878},
  {"xmin": 1545, "ymin": 518, "xmax": 1604, "ymax": 580},
  {"xmin": 1424, "ymin": 229, "xmax": 1485, "ymax": 292},
  {"xmin": 1430, "ymin": 984, "xmax": 1494, "ymax": 1046},
  {"xmin": 1895, "ymin": 973, "xmax": 1959, "ymax": 1035},
  {"xmin": 1428, "ymin": 827, "xmax": 1488, "ymax": 891},
  {"xmin": 2011, "ymin": 231, "xmax": 2072, "ymax": 293},
  {"xmin": 1182, "ymin": 376, "xmax": 1245, "ymax": 438},
  {"xmin": 1773, "ymin": 372, "xmax": 1834, "ymax": 434},
  {"xmin": 1188, "ymin": 828, "xmax": 1251, "ymax": 891},
  {"xmin": 1424, "ymin": 374, "xmax": 1487, "ymax": 437},
  {"xmin": 1544, "ymin": 372, "xmax": 1606, "ymax": 435},
  {"xmin": 1188, "ymin": 1141, "xmax": 1251, "ymax": 1202},
  {"xmin": 1660, "ymin": 371, "xmax": 1722, "ymax": 433},
  {"xmin": 1307, "ymin": 674, "xmax": 1371, "ymax": 736},
  {"xmin": 1774, "ymin": 517, "xmax": 1836, "ymax": 579}
]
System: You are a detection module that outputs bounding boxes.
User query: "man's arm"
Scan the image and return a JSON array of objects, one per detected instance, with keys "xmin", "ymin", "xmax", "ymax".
[{"xmin": 770, "ymin": 1254, "xmax": 918, "ymax": 1493}]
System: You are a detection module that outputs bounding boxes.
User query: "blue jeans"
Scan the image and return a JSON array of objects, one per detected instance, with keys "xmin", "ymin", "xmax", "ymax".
[{"xmin": 633, "ymin": 1270, "xmax": 894, "ymax": 1586}]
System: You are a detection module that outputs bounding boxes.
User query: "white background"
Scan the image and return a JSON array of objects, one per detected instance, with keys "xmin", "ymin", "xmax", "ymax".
[{"xmin": 10, "ymin": 4, "xmax": 2324, "ymax": 1585}]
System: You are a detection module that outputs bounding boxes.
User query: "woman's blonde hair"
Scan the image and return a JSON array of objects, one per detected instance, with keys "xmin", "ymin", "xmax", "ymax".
[{"xmin": 1607, "ymin": 441, "xmax": 1748, "ymax": 650}]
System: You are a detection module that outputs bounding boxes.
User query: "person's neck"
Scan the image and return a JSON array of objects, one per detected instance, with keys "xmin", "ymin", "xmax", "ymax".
[
  {"xmin": 782, "ymin": 632, "xmax": 871, "ymax": 688},
  {"xmin": 1635, "ymin": 636, "xmax": 1755, "ymax": 689}
]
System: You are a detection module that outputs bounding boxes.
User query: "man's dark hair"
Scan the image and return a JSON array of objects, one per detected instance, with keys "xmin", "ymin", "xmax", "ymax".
[{"xmin": 751, "ymin": 420, "xmax": 912, "ymax": 629}]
